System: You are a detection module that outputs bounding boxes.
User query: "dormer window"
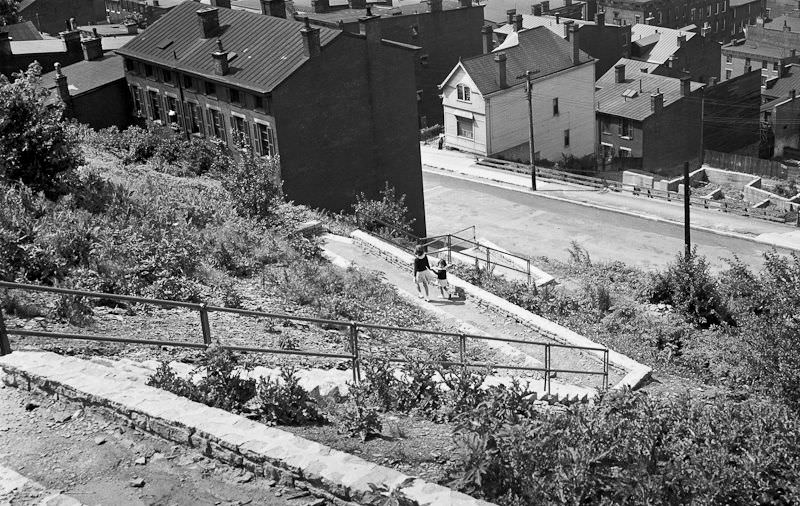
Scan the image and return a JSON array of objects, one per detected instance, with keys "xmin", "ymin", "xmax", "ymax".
[{"xmin": 457, "ymin": 84, "xmax": 471, "ymax": 102}]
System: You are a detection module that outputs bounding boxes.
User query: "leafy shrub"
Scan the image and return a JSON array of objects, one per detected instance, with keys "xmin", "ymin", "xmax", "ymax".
[
  {"xmin": 361, "ymin": 357, "xmax": 400, "ymax": 411},
  {"xmin": 0, "ymin": 291, "xmax": 43, "ymax": 317},
  {"xmin": 195, "ymin": 348, "xmax": 256, "ymax": 413},
  {"xmin": 53, "ymin": 294, "xmax": 93, "ymax": 326},
  {"xmin": 146, "ymin": 362, "xmax": 197, "ymax": 400},
  {"xmin": 220, "ymin": 281, "xmax": 243, "ymax": 309},
  {"xmin": 353, "ymin": 183, "xmax": 415, "ymax": 235},
  {"xmin": 222, "ymin": 151, "xmax": 282, "ymax": 220},
  {"xmin": 338, "ymin": 382, "xmax": 382, "ymax": 441},
  {"xmin": 567, "ymin": 240, "xmax": 592, "ymax": 266},
  {"xmin": 396, "ymin": 351, "xmax": 444, "ymax": 416},
  {"xmin": 437, "ymin": 366, "xmax": 490, "ymax": 421},
  {"xmin": 0, "ymin": 62, "xmax": 84, "ymax": 194},
  {"xmin": 256, "ymin": 366, "xmax": 325, "ymax": 425}
]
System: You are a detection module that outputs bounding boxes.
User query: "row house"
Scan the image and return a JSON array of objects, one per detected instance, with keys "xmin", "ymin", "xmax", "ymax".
[
  {"xmin": 598, "ymin": 0, "xmax": 762, "ymax": 43},
  {"xmin": 629, "ymin": 23, "xmax": 721, "ymax": 81},
  {"xmin": 297, "ymin": 0, "xmax": 485, "ymax": 128},
  {"xmin": 596, "ymin": 60, "xmax": 705, "ymax": 175},
  {"xmin": 720, "ymin": 22, "xmax": 800, "ymax": 82},
  {"xmin": 440, "ymin": 25, "xmax": 596, "ymax": 163},
  {"xmin": 117, "ymin": 3, "xmax": 427, "ymax": 233}
]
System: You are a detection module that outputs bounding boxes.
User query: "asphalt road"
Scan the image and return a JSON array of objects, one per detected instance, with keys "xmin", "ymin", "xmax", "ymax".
[{"xmin": 423, "ymin": 170, "xmax": 794, "ymax": 272}]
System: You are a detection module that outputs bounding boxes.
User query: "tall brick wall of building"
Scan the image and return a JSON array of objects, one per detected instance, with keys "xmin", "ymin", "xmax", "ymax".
[
  {"xmin": 20, "ymin": 0, "xmax": 106, "ymax": 35},
  {"xmin": 71, "ymin": 81, "xmax": 132, "ymax": 129},
  {"xmin": 579, "ymin": 23, "xmax": 631, "ymax": 78},
  {"xmin": 642, "ymin": 93, "xmax": 703, "ymax": 175},
  {"xmin": 703, "ymin": 69, "xmax": 760, "ymax": 152}
]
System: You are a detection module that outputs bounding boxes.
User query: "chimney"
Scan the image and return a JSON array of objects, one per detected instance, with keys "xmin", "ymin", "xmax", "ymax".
[
  {"xmin": 532, "ymin": 3, "xmax": 542, "ymax": 15},
  {"xmin": 565, "ymin": 0, "xmax": 571, "ymax": 5},
  {"xmin": 349, "ymin": 0, "xmax": 366, "ymax": 9},
  {"xmin": 515, "ymin": 13, "xmax": 523, "ymax": 31},
  {"xmin": 792, "ymin": 48, "xmax": 797, "ymax": 58},
  {"xmin": 300, "ymin": 17, "xmax": 321, "ymax": 57},
  {"xmin": 211, "ymin": 0, "xmax": 231, "ymax": 7},
  {"xmin": 668, "ymin": 54, "xmax": 677, "ymax": 68},
  {"xmin": 495, "ymin": 52, "xmax": 507, "ymax": 88},
  {"xmin": 310, "ymin": 0, "xmax": 329, "ymax": 13},
  {"xmin": 459, "ymin": 0, "xmax": 471, "ymax": 7},
  {"xmin": 506, "ymin": 8, "xmax": 516, "ymax": 24},
  {"xmin": 196, "ymin": 8, "xmax": 220, "ymax": 38},
  {"xmin": 211, "ymin": 39, "xmax": 229, "ymax": 75},
  {"xmin": 680, "ymin": 76, "xmax": 691, "ymax": 96},
  {"xmin": 541, "ymin": 1, "xmax": 549, "ymax": 12},
  {"xmin": 359, "ymin": 6, "xmax": 381, "ymax": 43},
  {"xmin": 555, "ymin": 12, "xmax": 560, "ymax": 23},
  {"xmin": 430, "ymin": 0, "xmax": 442, "ymax": 12},
  {"xmin": 595, "ymin": 10, "xmax": 605, "ymax": 26},
  {"xmin": 81, "ymin": 31, "xmax": 103, "ymax": 61},
  {"xmin": 677, "ymin": 33, "xmax": 685, "ymax": 46},
  {"xmin": 570, "ymin": 23, "xmax": 580, "ymax": 64},
  {"xmin": 563, "ymin": 18, "xmax": 574, "ymax": 39},
  {"xmin": 650, "ymin": 89, "xmax": 663, "ymax": 112},
  {"xmin": 123, "ymin": 20, "xmax": 138, "ymax": 34},
  {"xmin": 481, "ymin": 24, "xmax": 493, "ymax": 53},
  {"xmin": 261, "ymin": 0, "xmax": 286, "ymax": 18},
  {"xmin": 792, "ymin": 89, "xmax": 797, "ymax": 100},
  {"xmin": 53, "ymin": 63, "xmax": 72, "ymax": 113},
  {"xmin": 60, "ymin": 26, "xmax": 82, "ymax": 55},
  {"xmin": 0, "ymin": 31, "xmax": 11, "ymax": 56},
  {"xmin": 615, "ymin": 63, "xmax": 625, "ymax": 83}
]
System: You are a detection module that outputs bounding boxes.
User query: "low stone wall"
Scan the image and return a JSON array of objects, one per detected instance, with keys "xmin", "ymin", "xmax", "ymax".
[
  {"xmin": 704, "ymin": 167, "xmax": 761, "ymax": 187},
  {"xmin": 351, "ymin": 231, "xmax": 652, "ymax": 390},
  {"xmin": 622, "ymin": 171, "xmax": 655, "ymax": 188},
  {"xmin": 0, "ymin": 351, "xmax": 492, "ymax": 506}
]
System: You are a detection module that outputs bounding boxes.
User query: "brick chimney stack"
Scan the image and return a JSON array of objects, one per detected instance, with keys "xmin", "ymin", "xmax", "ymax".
[
  {"xmin": 123, "ymin": 20, "xmax": 138, "ymax": 34},
  {"xmin": 541, "ymin": 1, "xmax": 549, "ymax": 13},
  {"xmin": 53, "ymin": 63, "xmax": 72, "ymax": 113},
  {"xmin": 60, "ymin": 22, "xmax": 82, "ymax": 55},
  {"xmin": 570, "ymin": 23, "xmax": 580, "ymax": 64},
  {"xmin": 0, "ymin": 32, "xmax": 11, "ymax": 56},
  {"xmin": 359, "ymin": 6, "xmax": 381, "ymax": 44},
  {"xmin": 532, "ymin": 3, "xmax": 542, "ymax": 15},
  {"xmin": 211, "ymin": 38, "xmax": 229, "ymax": 75},
  {"xmin": 615, "ymin": 63, "xmax": 625, "ymax": 83},
  {"xmin": 300, "ymin": 17, "xmax": 321, "ymax": 57},
  {"xmin": 650, "ymin": 89, "xmax": 663, "ymax": 113},
  {"xmin": 680, "ymin": 76, "xmax": 691, "ymax": 96},
  {"xmin": 677, "ymin": 33, "xmax": 686, "ymax": 46},
  {"xmin": 495, "ymin": 52, "xmax": 507, "ymax": 88},
  {"xmin": 196, "ymin": 8, "xmax": 220, "ymax": 38},
  {"xmin": 81, "ymin": 29, "xmax": 103, "ymax": 61},
  {"xmin": 515, "ymin": 13, "xmax": 523, "ymax": 31},
  {"xmin": 430, "ymin": 0, "xmax": 443, "ymax": 12},
  {"xmin": 481, "ymin": 25, "xmax": 493, "ymax": 53},
  {"xmin": 563, "ymin": 18, "xmax": 574, "ymax": 39},
  {"xmin": 595, "ymin": 10, "xmax": 605, "ymax": 26},
  {"xmin": 210, "ymin": 0, "xmax": 231, "ymax": 8},
  {"xmin": 506, "ymin": 8, "xmax": 516, "ymax": 24},
  {"xmin": 261, "ymin": 0, "xmax": 286, "ymax": 18},
  {"xmin": 459, "ymin": 0, "xmax": 471, "ymax": 7}
]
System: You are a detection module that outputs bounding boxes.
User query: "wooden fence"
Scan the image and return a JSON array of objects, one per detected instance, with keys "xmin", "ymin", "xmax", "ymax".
[{"xmin": 703, "ymin": 150, "xmax": 797, "ymax": 180}]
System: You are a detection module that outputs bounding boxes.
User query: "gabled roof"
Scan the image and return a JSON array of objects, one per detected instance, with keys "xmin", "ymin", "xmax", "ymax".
[
  {"xmin": 493, "ymin": 14, "xmax": 595, "ymax": 38},
  {"xmin": 116, "ymin": 2, "xmax": 341, "ymax": 93},
  {"xmin": 41, "ymin": 54, "xmax": 126, "ymax": 97},
  {"xmin": 0, "ymin": 21, "xmax": 43, "ymax": 40},
  {"xmin": 630, "ymin": 24, "xmax": 695, "ymax": 64},
  {"xmin": 762, "ymin": 63, "xmax": 800, "ymax": 100},
  {"xmin": 595, "ymin": 57, "xmax": 704, "ymax": 121},
  {"xmin": 9, "ymin": 35, "xmax": 136, "ymax": 54},
  {"xmin": 456, "ymin": 26, "xmax": 590, "ymax": 95}
]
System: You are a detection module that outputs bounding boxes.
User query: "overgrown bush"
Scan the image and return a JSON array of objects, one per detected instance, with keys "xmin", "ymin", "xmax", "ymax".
[
  {"xmin": 256, "ymin": 366, "xmax": 325, "ymax": 425},
  {"xmin": 448, "ymin": 388, "xmax": 800, "ymax": 505},
  {"xmin": 353, "ymin": 182, "xmax": 415, "ymax": 235},
  {"xmin": 53, "ymin": 294, "xmax": 93, "ymax": 326},
  {"xmin": 222, "ymin": 151, "xmax": 282, "ymax": 220},
  {"xmin": 338, "ymin": 382, "xmax": 382, "ymax": 441}
]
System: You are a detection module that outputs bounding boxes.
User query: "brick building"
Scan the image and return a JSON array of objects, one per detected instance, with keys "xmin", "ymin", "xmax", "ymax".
[
  {"xmin": 494, "ymin": 12, "xmax": 631, "ymax": 78},
  {"xmin": 483, "ymin": 0, "xmax": 594, "ymax": 25},
  {"xmin": 116, "ymin": 3, "xmax": 427, "ymax": 234},
  {"xmin": 18, "ymin": 0, "xmax": 106, "ymax": 35},
  {"xmin": 598, "ymin": 0, "xmax": 762, "ymax": 43},
  {"xmin": 296, "ymin": 0, "xmax": 485, "ymax": 128},
  {"xmin": 720, "ymin": 23, "xmax": 800, "ymax": 82},
  {"xmin": 596, "ymin": 59, "xmax": 705, "ymax": 175},
  {"xmin": 630, "ymin": 23, "xmax": 721, "ymax": 81}
]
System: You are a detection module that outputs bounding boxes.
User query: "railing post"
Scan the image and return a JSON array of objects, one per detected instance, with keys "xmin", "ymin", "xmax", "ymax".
[
  {"xmin": 527, "ymin": 259, "xmax": 531, "ymax": 285},
  {"xmin": 458, "ymin": 333, "xmax": 466, "ymax": 367},
  {"xmin": 602, "ymin": 349, "xmax": 609, "ymax": 390},
  {"xmin": 0, "ymin": 307, "xmax": 12, "ymax": 356},
  {"xmin": 486, "ymin": 248, "xmax": 491, "ymax": 272},
  {"xmin": 544, "ymin": 344, "xmax": 551, "ymax": 396},
  {"xmin": 199, "ymin": 303, "xmax": 212, "ymax": 347},
  {"xmin": 447, "ymin": 235, "xmax": 452, "ymax": 264},
  {"xmin": 350, "ymin": 322, "xmax": 361, "ymax": 383}
]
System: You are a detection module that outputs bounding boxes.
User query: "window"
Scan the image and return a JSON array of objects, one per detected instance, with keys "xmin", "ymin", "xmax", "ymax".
[
  {"xmin": 148, "ymin": 90, "xmax": 162, "ymax": 121},
  {"xmin": 144, "ymin": 64, "xmax": 153, "ymax": 78},
  {"xmin": 183, "ymin": 75, "xmax": 193, "ymax": 89},
  {"xmin": 722, "ymin": 1, "xmax": 726, "ymax": 12},
  {"xmin": 552, "ymin": 97, "xmax": 559, "ymax": 116},
  {"xmin": 456, "ymin": 117, "xmax": 474, "ymax": 139},
  {"xmin": 726, "ymin": 69, "xmax": 732, "ymax": 79},
  {"xmin": 722, "ymin": 18, "xmax": 726, "ymax": 30},
  {"xmin": 207, "ymin": 108, "xmax": 226, "ymax": 141},
  {"xmin": 186, "ymin": 102, "xmax": 203, "ymax": 134},
  {"xmin": 634, "ymin": 15, "xmax": 640, "ymax": 23},
  {"xmin": 601, "ymin": 118, "xmax": 612, "ymax": 134},
  {"xmin": 715, "ymin": 2, "xmax": 719, "ymax": 14},
  {"xmin": 256, "ymin": 122, "xmax": 276, "ymax": 157},
  {"xmin": 706, "ymin": 5, "xmax": 711, "ymax": 16},
  {"xmin": 691, "ymin": 8, "xmax": 696, "ymax": 20},
  {"xmin": 762, "ymin": 60, "xmax": 768, "ymax": 70},
  {"xmin": 619, "ymin": 147, "xmax": 632, "ymax": 157},
  {"xmin": 563, "ymin": 129, "xmax": 570, "ymax": 148},
  {"xmin": 230, "ymin": 115, "xmax": 250, "ymax": 146},
  {"xmin": 620, "ymin": 117, "xmax": 632, "ymax": 138},
  {"xmin": 456, "ymin": 84, "xmax": 471, "ymax": 102},
  {"xmin": 124, "ymin": 58, "xmax": 134, "ymax": 72},
  {"xmin": 131, "ymin": 86, "xmax": 143, "ymax": 116},
  {"xmin": 745, "ymin": 57, "xmax": 751, "ymax": 68},
  {"xmin": 205, "ymin": 81, "xmax": 217, "ymax": 96},
  {"xmin": 229, "ymin": 88, "xmax": 240, "ymax": 104},
  {"xmin": 726, "ymin": 54, "xmax": 732, "ymax": 63},
  {"xmin": 774, "ymin": 62, "xmax": 780, "ymax": 71},
  {"xmin": 162, "ymin": 69, "xmax": 172, "ymax": 83},
  {"xmin": 165, "ymin": 95, "xmax": 178, "ymax": 126}
]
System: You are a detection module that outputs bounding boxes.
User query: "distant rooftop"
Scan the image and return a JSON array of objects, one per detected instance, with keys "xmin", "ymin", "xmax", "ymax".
[
  {"xmin": 494, "ymin": 14, "xmax": 595, "ymax": 38},
  {"xmin": 40, "ymin": 54, "xmax": 126, "ymax": 97},
  {"xmin": 296, "ymin": 0, "xmax": 462, "ymax": 24},
  {"xmin": 722, "ymin": 38, "xmax": 796, "ymax": 59},
  {"xmin": 764, "ymin": 15, "xmax": 800, "ymax": 32},
  {"xmin": 9, "ymin": 35, "xmax": 136, "ymax": 54},
  {"xmin": 631, "ymin": 24, "xmax": 696, "ymax": 64},
  {"xmin": 763, "ymin": 63, "xmax": 800, "ymax": 99},
  {"xmin": 0, "ymin": 21, "xmax": 43, "ymax": 41},
  {"xmin": 482, "ymin": 0, "xmax": 584, "ymax": 24},
  {"xmin": 596, "ymin": 57, "xmax": 704, "ymax": 120}
]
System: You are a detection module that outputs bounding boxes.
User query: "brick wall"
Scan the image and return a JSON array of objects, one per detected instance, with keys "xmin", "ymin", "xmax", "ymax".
[
  {"xmin": 703, "ymin": 69, "xmax": 760, "ymax": 152},
  {"xmin": 642, "ymin": 92, "xmax": 703, "ymax": 176},
  {"xmin": 71, "ymin": 80, "xmax": 133, "ymax": 129},
  {"xmin": 578, "ymin": 22, "xmax": 631, "ymax": 79}
]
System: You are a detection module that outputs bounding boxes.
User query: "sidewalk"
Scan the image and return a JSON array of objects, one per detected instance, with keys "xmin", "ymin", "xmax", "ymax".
[{"xmin": 420, "ymin": 144, "xmax": 800, "ymax": 252}]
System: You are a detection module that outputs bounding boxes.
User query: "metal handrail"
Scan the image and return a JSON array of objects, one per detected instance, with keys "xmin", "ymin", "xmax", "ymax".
[{"xmin": 0, "ymin": 280, "xmax": 610, "ymax": 393}]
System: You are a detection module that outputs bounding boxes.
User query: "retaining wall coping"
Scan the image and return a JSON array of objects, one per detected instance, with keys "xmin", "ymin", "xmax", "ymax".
[{"xmin": 0, "ymin": 350, "xmax": 493, "ymax": 506}]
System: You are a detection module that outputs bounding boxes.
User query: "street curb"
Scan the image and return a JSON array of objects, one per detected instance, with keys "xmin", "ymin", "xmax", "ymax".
[
  {"xmin": 350, "ymin": 231, "xmax": 652, "ymax": 391},
  {"xmin": 0, "ymin": 351, "xmax": 492, "ymax": 506},
  {"xmin": 422, "ymin": 165, "xmax": 800, "ymax": 253}
]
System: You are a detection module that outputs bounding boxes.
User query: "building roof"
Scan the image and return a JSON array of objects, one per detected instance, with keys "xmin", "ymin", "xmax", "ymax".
[
  {"xmin": 729, "ymin": 0, "xmax": 760, "ymax": 7},
  {"xmin": 456, "ymin": 25, "xmax": 590, "ymax": 95},
  {"xmin": 295, "ymin": 0, "xmax": 462, "ymax": 24},
  {"xmin": 77, "ymin": 24, "xmax": 134, "ymax": 36},
  {"xmin": 493, "ymin": 14, "xmax": 594, "ymax": 37},
  {"xmin": 116, "ymin": 2, "xmax": 341, "ymax": 93},
  {"xmin": 595, "ymin": 57, "xmax": 704, "ymax": 120},
  {"xmin": 9, "ymin": 35, "xmax": 136, "ymax": 54},
  {"xmin": 0, "ymin": 21, "xmax": 43, "ymax": 40},
  {"xmin": 722, "ymin": 39, "xmax": 794, "ymax": 59},
  {"xmin": 482, "ymin": 0, "xmax": 583, "ymax": 24},
  {"xmin": 630, "ymin": 23, "xmax": 696, "ymax": 64},
  {"xmin": 763, "ymin": 63, "xmax": 800, "ymax": 99},
  {"xmin": 40, "ymin": 54, "xmax": 126, "ymax": 97},
  {"xmin": 764, "ymin": 15, "xmax": 800, "ymax": 32}
]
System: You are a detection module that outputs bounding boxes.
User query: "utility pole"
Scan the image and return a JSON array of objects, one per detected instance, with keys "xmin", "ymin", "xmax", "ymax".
[
  {"xmin": 518, "ymin": 70, "xmax": 540, "ymax": 190},
  {"xmin": 683, "ymin": 160, "xmax": 691, "ymax": 256}
]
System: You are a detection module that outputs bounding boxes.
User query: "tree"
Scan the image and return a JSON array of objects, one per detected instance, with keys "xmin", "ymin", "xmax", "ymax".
[
  {"xmin": 0, "ymin": 0, "xmax": 21, "ymax": 25},
  {"xmin": 222, "ymin": 150, "xmax": 282, "ymax": 220},
  {"xmin": 0, "ymin": 62, "xmax": 84, "ymax": 194}
]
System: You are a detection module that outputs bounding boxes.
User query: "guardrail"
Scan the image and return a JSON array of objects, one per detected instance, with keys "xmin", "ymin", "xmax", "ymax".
[
  {"xmin": 0, "ymin": 281, "xmax": 609, "ymax": 393},
  {"xmin": 477, "ymin": 157, "xmax": 795, "ymax": 225}
]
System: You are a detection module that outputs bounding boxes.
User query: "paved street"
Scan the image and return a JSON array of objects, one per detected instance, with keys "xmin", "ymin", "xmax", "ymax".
[{"xmin": 423, "ymin": 170, "xmax": 796, "ymax": 272}]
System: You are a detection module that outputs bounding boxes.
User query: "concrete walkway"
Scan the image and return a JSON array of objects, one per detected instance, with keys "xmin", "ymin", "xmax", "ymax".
[
  {"xmin": 322, "ymin": 236, "xmax": 624, "ymax": 391},
  {"xmin": 421, "ymin": 144, "xmax": 800, "ymax": 251}
]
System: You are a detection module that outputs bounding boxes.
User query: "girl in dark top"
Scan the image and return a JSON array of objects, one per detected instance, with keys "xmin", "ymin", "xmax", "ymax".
[
  {"xmin": 431, "ymin": 258, "xmax": 451, "ymax": 299},
  {"xmin": 413, "ymin": 245, "xmax": 435, "ymax": 302}
]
